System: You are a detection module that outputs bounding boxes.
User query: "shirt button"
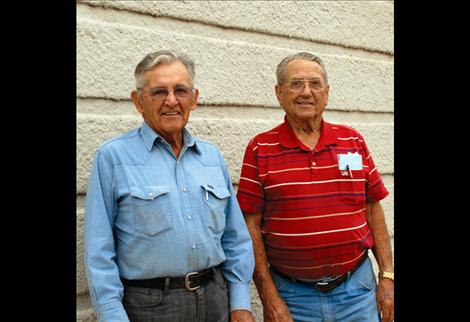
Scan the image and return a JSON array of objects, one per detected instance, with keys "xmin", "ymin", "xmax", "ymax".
[
  {"xmin": 187, "ymin": 215, "xmax": 192, "ymax": 220},
  {"xmin": 148, "ymin": 193, "xmax": 153, "ymax": 196},
  {"xmin": 312, "ymin": 162, "xmax": 316, "ymax": 166},
  {"xmin": 183, "ymin": 188, "xmax": 187, "ymax": 192},
  {"xmin": 192, "ymin": 245, "xmax": 196, "ymax": 249}
]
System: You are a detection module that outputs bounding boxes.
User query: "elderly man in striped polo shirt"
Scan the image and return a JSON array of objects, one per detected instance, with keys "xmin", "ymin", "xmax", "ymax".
[{"xmin": 237, "ymin": 52, "xmax": 394, "ymax": 322}]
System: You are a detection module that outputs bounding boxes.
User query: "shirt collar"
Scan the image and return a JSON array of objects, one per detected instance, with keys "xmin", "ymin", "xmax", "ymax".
[
  {"xmin": 279, "ymin": 115, "xmax": 337, "ymax": 151},
  {"xmin": 182, "ymin": 127, "xmax": 201, "ymax": 154},
  {"xmin": 140, "ymin": 121, "xmax": 200, "ymax": 154},
  {"xmin": 315, "ymin": 119, "xmax": 337, "ymax": 151},
  {"xmin": 279, "ymin": 115, "xmax": 303, "ymax": 149}
]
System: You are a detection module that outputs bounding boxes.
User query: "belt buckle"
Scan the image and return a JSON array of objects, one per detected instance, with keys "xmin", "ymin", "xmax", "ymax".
[
  {"xmin": 316, "ymin": 281, "xmax": 330, "ymax": 286},
  {"xmin": 316, "ymin": 280, "xmax": 331, "ymax": 290},
  {"xmin": 184, "ymin": 272, "xmax": 200, "ymax": 291},
  {"xmin": 316, "ymin": 280, "xmax": 334, "ymax": 292},
  {"xmin": 316, "ymin": 275, "xmax": 344, "ymax": 292}
]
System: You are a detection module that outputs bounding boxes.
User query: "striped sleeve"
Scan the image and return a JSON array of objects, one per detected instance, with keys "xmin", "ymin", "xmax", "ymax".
[
  {"xmin": 361, "ymin": 136, "xmax": 389, "ymax": 203},
  {"xmin": 237, "ymin": 138, "xmax": 265, "ymax": 214}
]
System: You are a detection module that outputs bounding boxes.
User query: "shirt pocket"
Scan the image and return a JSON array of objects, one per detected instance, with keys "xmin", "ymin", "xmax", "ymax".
[
  {"xmin": 337, "ymin": 169, "xmax": 366, "ymax": 205},
  {"xmin": 130, "ymin": 185, "xmax": 172, "ymax": 236},
  {"xmin": 201, "ymin": 184, "xmax": 230, "ymax": 233}
]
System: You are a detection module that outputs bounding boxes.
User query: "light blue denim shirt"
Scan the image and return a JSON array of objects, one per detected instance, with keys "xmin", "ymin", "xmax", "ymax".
[{"xmin": 84, "ymin": 122, "xmax": 254, "ymax": 322}]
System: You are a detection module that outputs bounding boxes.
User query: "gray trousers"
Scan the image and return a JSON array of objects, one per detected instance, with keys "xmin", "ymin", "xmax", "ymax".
[{"xmin": 123, "ymin": 268, "xmax": 229, "ymax": 322}]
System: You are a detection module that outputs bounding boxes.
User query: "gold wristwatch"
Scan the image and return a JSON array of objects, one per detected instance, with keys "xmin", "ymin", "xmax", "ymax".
[{"xmin": 378, "ymin": 271, "xmax": 394, "ymax": 281}]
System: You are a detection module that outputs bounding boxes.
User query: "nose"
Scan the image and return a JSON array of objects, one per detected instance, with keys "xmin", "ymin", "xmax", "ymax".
[
  {"xmin": 164, "ymin": 90, "xmax": 178, "ymax": 106},
  {"xmin": 300, "ymin": 82, "xmax": 313, "ymax": 96}
]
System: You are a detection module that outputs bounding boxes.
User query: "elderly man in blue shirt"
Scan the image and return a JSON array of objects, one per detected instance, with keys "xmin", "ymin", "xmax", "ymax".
[{"xmin": 84, "ymin": 50, "xmax": 255, "ymax": 322}]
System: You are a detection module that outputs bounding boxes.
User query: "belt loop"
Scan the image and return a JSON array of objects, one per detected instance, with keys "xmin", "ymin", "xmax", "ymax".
[{"xmin": 164, "ymin": 277, "xmax": 170, "ymax": 293}]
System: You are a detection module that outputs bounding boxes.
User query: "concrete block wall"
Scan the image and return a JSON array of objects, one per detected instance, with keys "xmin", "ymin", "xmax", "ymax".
[{"xmin": 77, "ymin": 1, "xmax": 394, "ymax": 321}]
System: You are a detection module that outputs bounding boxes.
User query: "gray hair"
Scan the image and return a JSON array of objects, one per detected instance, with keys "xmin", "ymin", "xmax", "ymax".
[
  {"xmin": 276, "ymin": 52, "xmax": 328, "ymax": 85},
  {"xmin": 134, "ymin": 50, "xmax": 196, "ymax": 88}
]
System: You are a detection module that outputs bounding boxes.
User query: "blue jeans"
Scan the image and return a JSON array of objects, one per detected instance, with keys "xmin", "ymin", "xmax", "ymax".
[
  {"xmin": 123, "ymin": 268, "xmax": 229, "ymax": 322},
  {"xmin": 271, "ymin": 256, "xmax": 380, "ymax": 322}
]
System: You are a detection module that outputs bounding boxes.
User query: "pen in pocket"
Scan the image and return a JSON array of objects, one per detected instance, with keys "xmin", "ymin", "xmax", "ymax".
[{"xmin": 347, "ymin": 165, "xmax": 353, "ymax": 178}]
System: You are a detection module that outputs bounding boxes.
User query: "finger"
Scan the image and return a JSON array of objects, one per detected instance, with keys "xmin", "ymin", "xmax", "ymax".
[{"xmin": 381, "ymin": 307, "xmax": 391, "ymax": 322}]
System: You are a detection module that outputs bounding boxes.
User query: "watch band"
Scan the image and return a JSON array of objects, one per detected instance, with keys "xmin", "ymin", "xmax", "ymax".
[{"xmin": 378, "ymin": 271, "xmax": 394, "ymax": 281}]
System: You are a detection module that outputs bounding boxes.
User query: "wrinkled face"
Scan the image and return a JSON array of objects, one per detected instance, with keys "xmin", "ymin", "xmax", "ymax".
[
  {"xmin": 131, "ymin": 61, "xmax": 199, "ymax": 137},
  {"xmin": 275, "ymin": 59, "xmax": 329, "ymax": 122}
]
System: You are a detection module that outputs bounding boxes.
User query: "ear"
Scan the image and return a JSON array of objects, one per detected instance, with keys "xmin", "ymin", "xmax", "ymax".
[
  {"xmin": 275, "ymin": 84, "xmax": 282, "ymax": 102},
  {"xmin": 189, "ymin": 88, "xmax": 199, "ymax": 111},
  {"xmin": 324, "ymin": 84, "xmax": 330, "ymax": 106},
  {"xmin": 131, "ymin": 90, "xmax": 144, "ymax": 115}
]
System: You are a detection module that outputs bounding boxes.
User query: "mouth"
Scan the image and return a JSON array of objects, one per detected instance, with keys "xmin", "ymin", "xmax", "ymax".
[
  {"xmin": 295, "ymin": 101, "xmax": 314, "ymax": 107},
  {"xmin": 161, "ymin": 111, "xmax": 181, "ymax": 117}
]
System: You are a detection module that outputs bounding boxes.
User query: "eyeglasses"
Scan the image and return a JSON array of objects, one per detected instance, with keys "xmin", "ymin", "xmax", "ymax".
[
  {"xmin": 138, "ymin": 86, "xmax": 194, "ymax": 101},
  {"xmin": 283, "ymin": 78, "xmax": 324, "ymax": 92}
]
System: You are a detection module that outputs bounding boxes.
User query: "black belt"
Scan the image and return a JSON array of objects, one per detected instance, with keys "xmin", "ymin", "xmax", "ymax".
[
  {"xmin": 121, "ymin": 267, "xmax": 216, "ymax": 291},
  {"xmin": 272, "ymin": 254, "xmax": 368, "ymax": 292}
]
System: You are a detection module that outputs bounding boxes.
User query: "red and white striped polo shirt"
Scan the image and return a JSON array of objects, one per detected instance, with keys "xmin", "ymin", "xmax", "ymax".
[{"xmin": 237, "ymin": 117, "xmax": 389, "ymax": 279}]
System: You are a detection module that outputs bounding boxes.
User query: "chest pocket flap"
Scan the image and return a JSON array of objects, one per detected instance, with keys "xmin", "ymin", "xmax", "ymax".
[
  {"xmin": 201, "ymin": 184, "xmax": 231, "ymax": 199},
  {"xmin": 130, "ymin": 185, "xmax": 170, "ymax": 200}
]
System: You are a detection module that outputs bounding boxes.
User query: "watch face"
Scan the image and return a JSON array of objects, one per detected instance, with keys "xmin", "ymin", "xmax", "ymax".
[{"xmin": 381, "ymin": 272, "xmax": 394, "ymax": 280}]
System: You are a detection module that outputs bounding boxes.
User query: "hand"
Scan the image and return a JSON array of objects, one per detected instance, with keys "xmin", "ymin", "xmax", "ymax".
[
  {"xmin": 376, "ymin": 278, "xmax": 394, "ymax": 322},
  {"xmin": 230, "ymin": 309, "xmax": 256, "ymax": 322},
  {"xmin": 263, "ymin": 297, "xmax": 293, "ymax": 322}
]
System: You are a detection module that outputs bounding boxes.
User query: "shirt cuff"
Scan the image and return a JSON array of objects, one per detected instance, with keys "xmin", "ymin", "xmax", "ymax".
[
  {"xmin": 96, "ymin": 300, "xmax": 129, "ymax": 322},
  {"xmin": 228, "ymin": 282, "xmax": 252, "ymax": 312}
]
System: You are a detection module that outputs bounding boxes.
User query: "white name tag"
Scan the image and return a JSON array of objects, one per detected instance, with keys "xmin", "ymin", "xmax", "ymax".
[{"xmin": 338, "ymin": 152, "xmax": 363, "ymax": 170}]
